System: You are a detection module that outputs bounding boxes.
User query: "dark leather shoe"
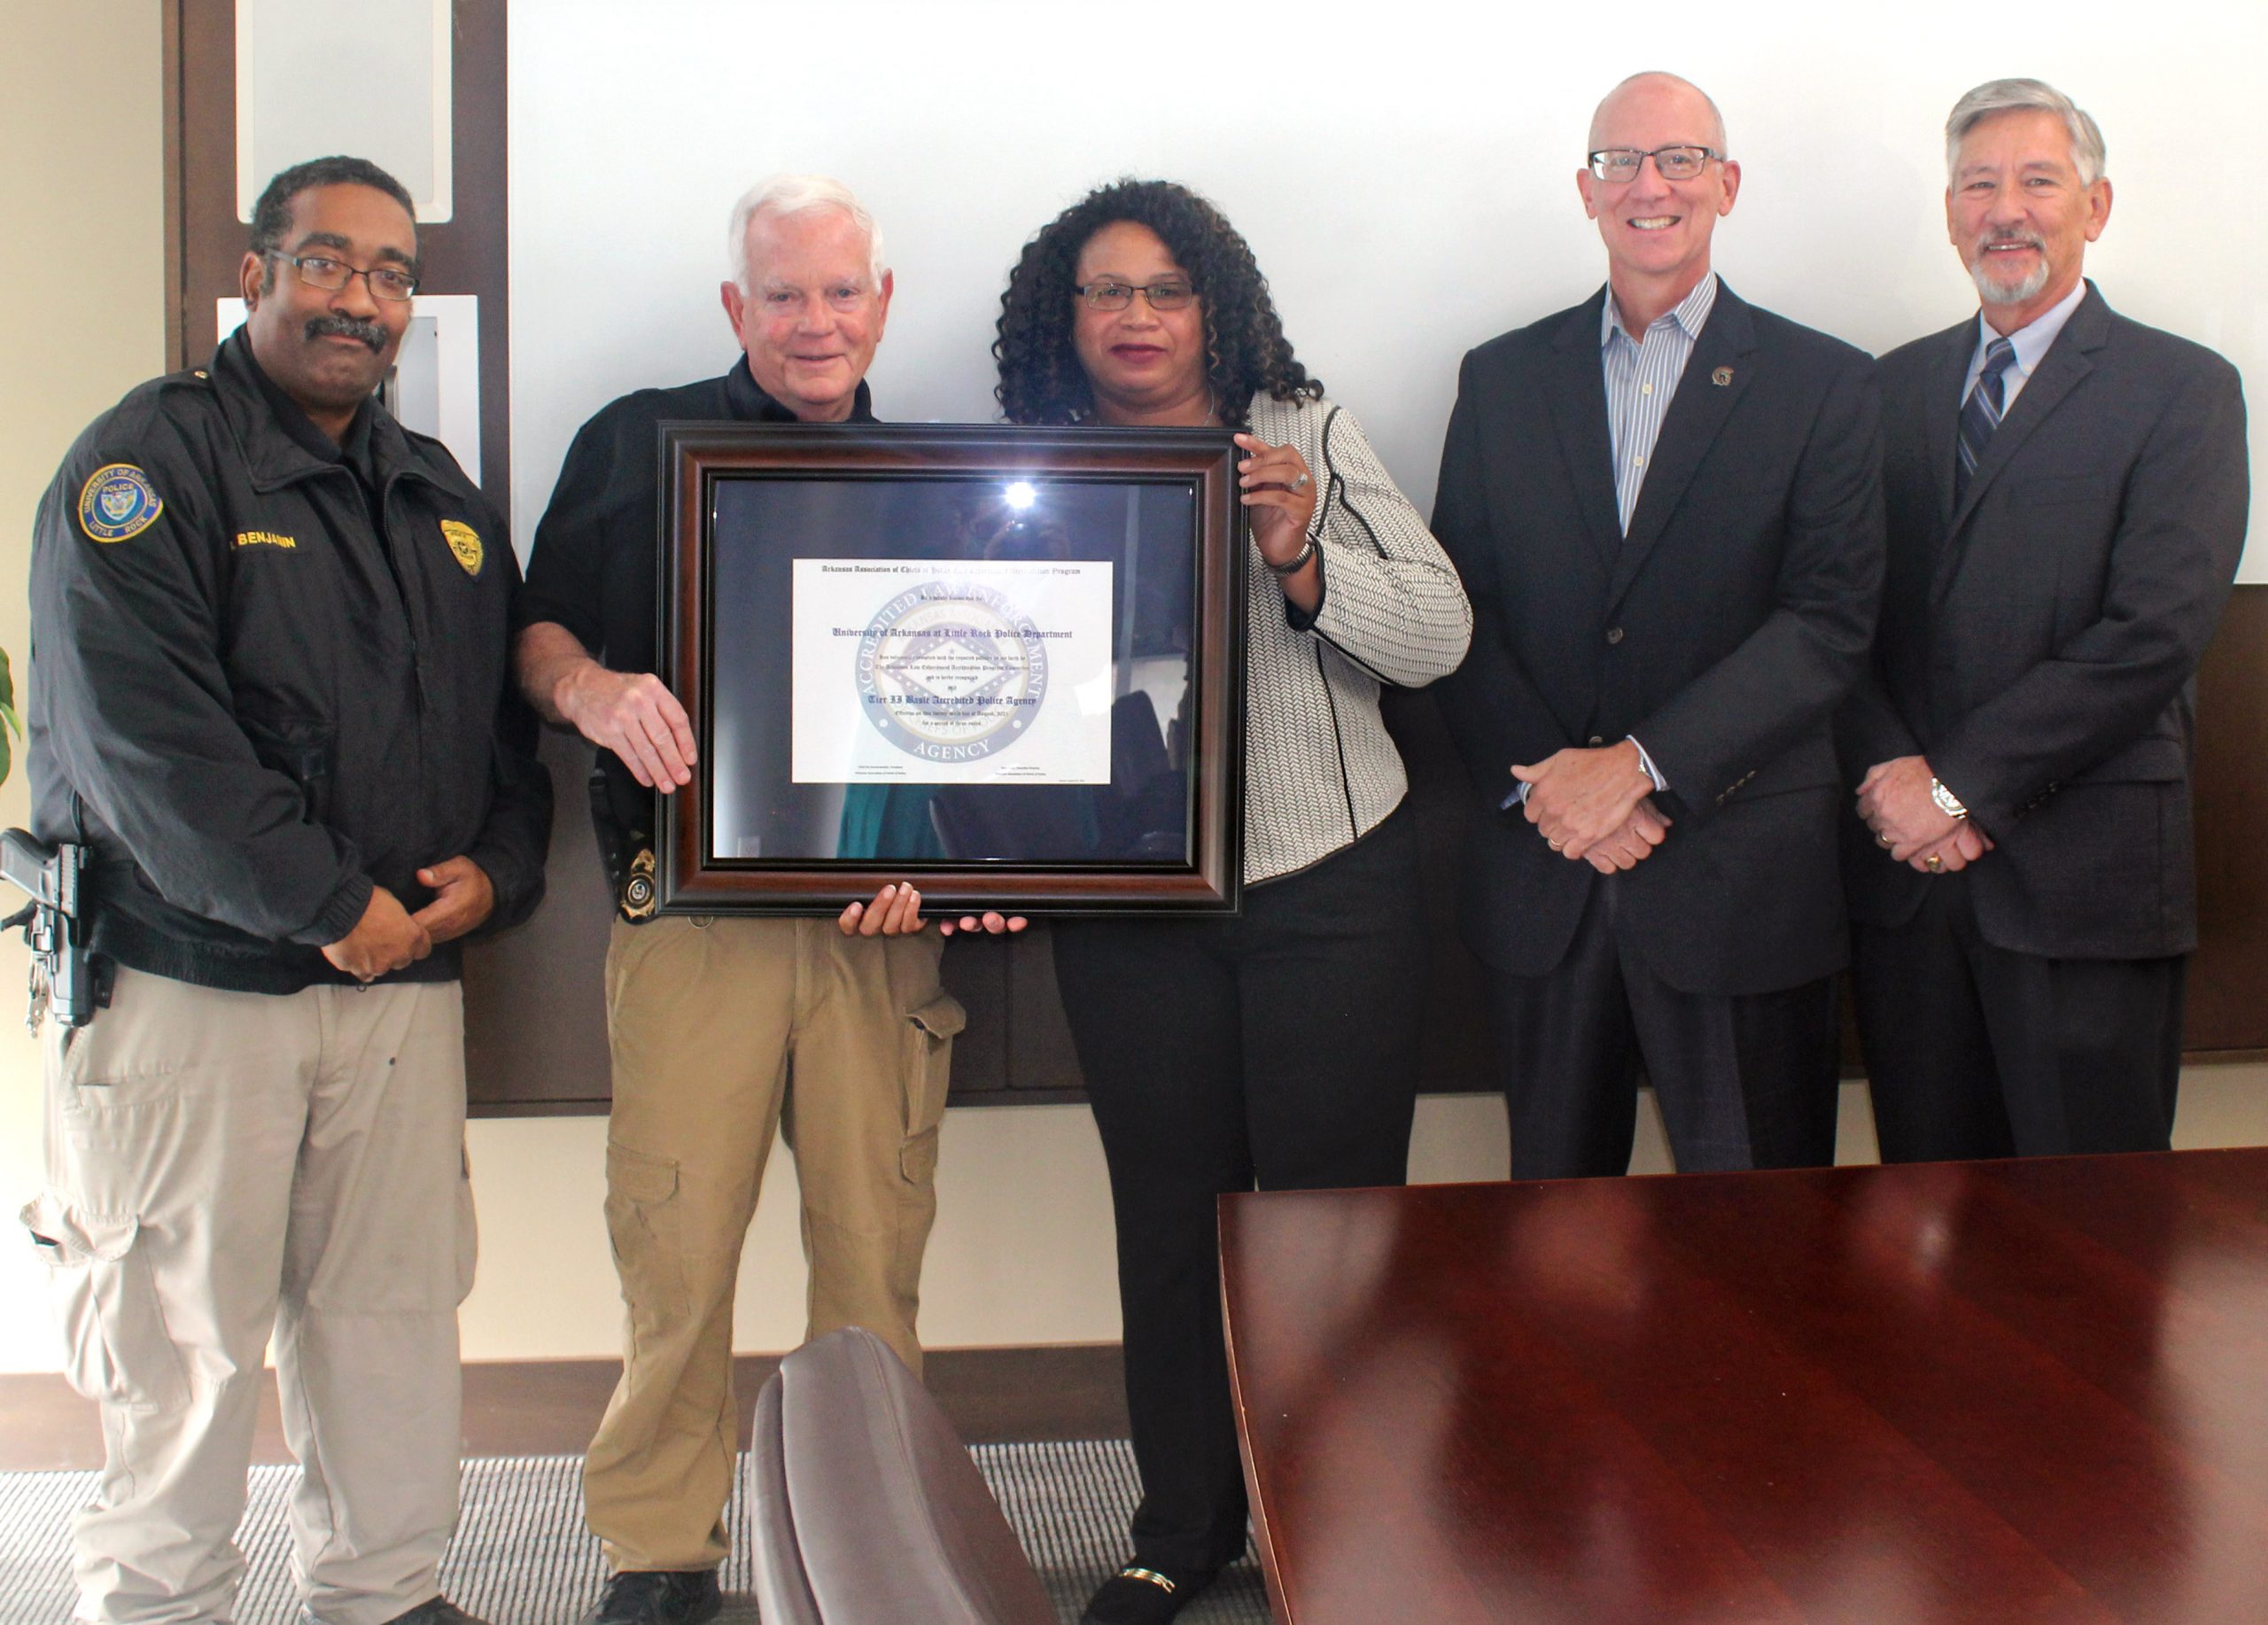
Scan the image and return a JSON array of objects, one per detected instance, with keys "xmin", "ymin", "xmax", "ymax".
[
  {"xmin": 377, "ymin": 1601, "xmax": 492, "ymax": 1625},
  {"xmin": 1080, "ymin": 1563, "xmax": 1217, "ymax": 1624},
  {"xmin": 576, "ymin": 1570, "xmax": 724, "ymax": 1625}
]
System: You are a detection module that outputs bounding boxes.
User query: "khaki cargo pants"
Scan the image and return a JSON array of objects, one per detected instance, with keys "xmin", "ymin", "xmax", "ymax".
[
  {"xmin": 584, "ymin": 914, "xmax": 964, "ymax": 1573},
  {"xmin": 26, "ymin": 966, "xmax": 476, "ymax": 1625}
]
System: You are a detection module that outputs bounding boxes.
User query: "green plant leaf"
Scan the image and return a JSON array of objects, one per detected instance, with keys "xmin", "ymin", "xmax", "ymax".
[{"xmin": 0, "ymin": 648, "xmax": 18, "ymax": 789}]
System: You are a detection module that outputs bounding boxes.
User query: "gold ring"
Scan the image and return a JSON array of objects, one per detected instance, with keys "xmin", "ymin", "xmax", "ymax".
[
  {"xmin": 1875, "ymin": 833, "xmax": 1893, "ymax": 849},
  {"xmin": 1547, "ymin": 838, "xmax": 1563, "ymax": 851},
  {"xmin": 1926, "ymin": 853, "xmax": 1944, "ymax": 872}
]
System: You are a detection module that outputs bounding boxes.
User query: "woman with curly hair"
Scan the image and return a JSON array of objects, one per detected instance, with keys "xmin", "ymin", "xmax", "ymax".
[{"xmin": 995, "ymin": 178, "xmax": 1472, "ymax": 1624}]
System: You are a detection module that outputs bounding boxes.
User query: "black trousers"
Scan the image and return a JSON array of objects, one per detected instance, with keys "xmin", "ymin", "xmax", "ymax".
[
  {"xmin": 1484, "ymin": 880, "xmax": 1840, "ymax": 1178},
  {"xmin": 1851, "ymin": 875, "xmax": 2185, "ymax": 1162},
  {"xmin": 1052, "ymin": 807, "xmax": 1425, "ymax": 1574}
]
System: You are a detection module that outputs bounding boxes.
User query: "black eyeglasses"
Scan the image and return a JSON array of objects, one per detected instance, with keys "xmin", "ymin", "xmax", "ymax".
[
  {"xmin": 1586, "ymin": 145, "xmax": 1724, "ymax": 183},
  {"xmin": 268, "ymin": 251, "xmax": 419, "ymax": 302},
  {"xmin": 1076, "ymin": 280, "xmax": 1196, "ymax": 312}
]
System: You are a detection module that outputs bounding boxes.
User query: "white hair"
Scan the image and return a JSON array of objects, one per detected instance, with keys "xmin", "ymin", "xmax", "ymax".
[
  {"xmin": 1946, "ymin": 79, "xmax": 2107, "ymax": 186},
  {"xmin": 725, "ymin": 174, "xmax": 886, "ymax": 291}
]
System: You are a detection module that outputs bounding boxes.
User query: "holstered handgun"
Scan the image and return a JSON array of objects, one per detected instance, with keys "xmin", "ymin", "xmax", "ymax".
[{"xmin": 1, "ymin": 828, "xmax": 109, "ymax": 1031}]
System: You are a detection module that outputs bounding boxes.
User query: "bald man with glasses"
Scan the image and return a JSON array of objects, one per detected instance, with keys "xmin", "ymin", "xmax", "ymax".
[{"xmin": 1432, "ymin": 71, "xmax": 1885, "ymax": 1179}]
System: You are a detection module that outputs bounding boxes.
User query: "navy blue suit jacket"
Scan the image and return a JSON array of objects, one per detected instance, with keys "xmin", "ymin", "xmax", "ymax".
[
  {"xmin": 1433, "ymin": 282, "xmax": 1885, "ymax": 997},
  {"xmin": 1837, "ymin": 284, "xmax": 2248, "ymax": 960}
]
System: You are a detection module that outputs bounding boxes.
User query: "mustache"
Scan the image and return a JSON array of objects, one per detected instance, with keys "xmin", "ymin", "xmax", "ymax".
[{"xmin": 304, "ymin": 314, "xmax": 389, "ymax": 352}]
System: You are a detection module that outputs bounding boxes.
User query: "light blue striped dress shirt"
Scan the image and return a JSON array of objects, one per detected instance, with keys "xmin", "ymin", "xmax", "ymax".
[
  {"xmin": 1508, "ymin": 276, "xmax": 1720, "ymax": 809},
  {"xmin": 1595, "ymin": 273, "xmax": 1720, "ymax": 794},
  {"xmin": 1602, "ymin": 272, "xmax": 1719, "ymax": 533}
]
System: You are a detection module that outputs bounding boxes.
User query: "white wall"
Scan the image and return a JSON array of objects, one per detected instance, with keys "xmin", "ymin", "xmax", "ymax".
[
  {"xmin": 4, "ymin": 2, "xmax": 2268, "ymax": 1374},
  {"xmin": 461, "ymin": 1096, "xmax": 1516, "ymax": 1359},
  {"xmin": 506, "ymin": 0, "xmax": 2268, "ymax": 576}
]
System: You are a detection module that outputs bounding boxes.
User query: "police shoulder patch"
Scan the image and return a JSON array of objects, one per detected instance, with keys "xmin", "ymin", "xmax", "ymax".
[
  {"xmin": 439, "ymin": 519, "xmax": 483, "ymax": 577},
  {"xmin": 77, "ymin": 463, "xmax": 165, "ymax": 543}
]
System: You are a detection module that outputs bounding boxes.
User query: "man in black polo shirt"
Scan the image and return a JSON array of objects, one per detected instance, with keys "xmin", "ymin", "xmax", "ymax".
[{"xmin": 515, "ymin": 175, "xmax": 1008, "ymax": 1625}]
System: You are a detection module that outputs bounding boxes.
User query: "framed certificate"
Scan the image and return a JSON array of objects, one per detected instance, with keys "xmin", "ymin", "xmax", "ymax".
[{"xmin": 656, "ymin": 423, "xmax": 1247, "ymax": 914}]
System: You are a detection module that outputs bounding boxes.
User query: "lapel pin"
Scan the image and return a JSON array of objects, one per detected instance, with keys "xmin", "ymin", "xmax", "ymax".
[{"xmin": 1712, "ymin": 366, "xmax": 1734, "ymax": 386}]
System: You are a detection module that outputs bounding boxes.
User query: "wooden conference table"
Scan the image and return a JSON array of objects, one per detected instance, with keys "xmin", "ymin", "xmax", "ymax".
[{"xmin": 1220, "ymin": 1148, "xmax": 2268, "ymax": 1623}]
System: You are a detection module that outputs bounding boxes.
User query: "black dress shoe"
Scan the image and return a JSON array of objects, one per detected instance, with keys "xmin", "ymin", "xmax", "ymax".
[
  {"xmin": 374, "ymin": 1600, "xmax": 492, "ymax": 1625},
  {"xmin": 576, "ymin": 1569, "xmax": 724, "ymax": 1625},
  {"xmin": 1080, "ymin": 1562, "xmax": 1218, "ymax": 1625}
]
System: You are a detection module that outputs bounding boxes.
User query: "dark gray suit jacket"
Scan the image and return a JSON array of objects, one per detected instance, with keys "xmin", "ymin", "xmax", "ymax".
[
  {"xmin": 1433, "ymin": 282, "xmax": 1884, "ymax": 997},
  {"xmin": 1838, "ymin": 284, "xmax": 2249, "ymax": 960}
]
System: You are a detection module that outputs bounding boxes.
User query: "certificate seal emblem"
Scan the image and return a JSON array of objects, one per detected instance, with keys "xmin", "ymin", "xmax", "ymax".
[{"xmin": 857, "ymin": 579, "xmax": 1048, "ymax": 766}]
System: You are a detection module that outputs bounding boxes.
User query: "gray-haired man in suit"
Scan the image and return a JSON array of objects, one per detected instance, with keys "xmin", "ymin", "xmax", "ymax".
[{"xmin": 1841, "ymin": 78, "xmax": 2249, "ymax": 1160}]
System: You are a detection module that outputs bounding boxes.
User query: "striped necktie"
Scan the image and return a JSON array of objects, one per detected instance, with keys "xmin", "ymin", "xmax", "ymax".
[{"xmin": 1954, "ymin": 338, "xmax": 2017, "ymax": 502}]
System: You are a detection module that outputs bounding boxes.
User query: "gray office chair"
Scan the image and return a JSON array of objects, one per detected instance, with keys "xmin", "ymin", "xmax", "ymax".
[{"xmin": 750, "ymin": 1326, "xmax": 1058, "ymax": 1625}]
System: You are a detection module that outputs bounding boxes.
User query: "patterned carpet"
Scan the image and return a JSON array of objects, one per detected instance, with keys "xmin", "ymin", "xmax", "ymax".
[{"xmin": 0, "ymin": 1442, "xmax": 1270, "ymax": 1624}]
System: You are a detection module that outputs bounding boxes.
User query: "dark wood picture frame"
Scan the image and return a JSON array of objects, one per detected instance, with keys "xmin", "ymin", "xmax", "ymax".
[{"xmin": 657, "ymin": 423, "xmax": 1247, "ymax": 915}]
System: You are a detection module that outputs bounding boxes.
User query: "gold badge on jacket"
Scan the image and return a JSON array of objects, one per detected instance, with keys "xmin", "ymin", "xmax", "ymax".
[{"xmin": 440, "ymin": 519, "xmax": 484, "ymax": 577}]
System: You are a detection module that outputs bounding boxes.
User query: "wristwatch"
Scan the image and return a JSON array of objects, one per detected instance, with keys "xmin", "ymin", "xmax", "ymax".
[{"xmin": 1930, "ymin": 777, "xmax": 1969, "ymax": 820}]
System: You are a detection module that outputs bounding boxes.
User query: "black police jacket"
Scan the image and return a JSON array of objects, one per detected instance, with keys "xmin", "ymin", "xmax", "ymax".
[{"xmin": 28, "ymin": 330, "xmax": 551, "ymax": 993}]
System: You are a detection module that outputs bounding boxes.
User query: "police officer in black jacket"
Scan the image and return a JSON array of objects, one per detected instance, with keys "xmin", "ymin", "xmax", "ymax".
[{"xmin": 26, "ymin": 157, "xmax": 547, "ymax": 1625}]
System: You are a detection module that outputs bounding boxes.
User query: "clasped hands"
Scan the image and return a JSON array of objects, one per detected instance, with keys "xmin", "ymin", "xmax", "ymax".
[
  {"xmin": 1855, "ymin": 755, "xmax": 1992, "ymax": 874},
  {"xmin": 1515, "ymin": 741, "xmax": 1672, "ymax": 873},
  {"xmin": 322, "ymin": 854, "xmax": 495, "ymax": 982},
  {"xmin": 1520, "ymin": 745, "xmax": 1997, "ymax": 879}
]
